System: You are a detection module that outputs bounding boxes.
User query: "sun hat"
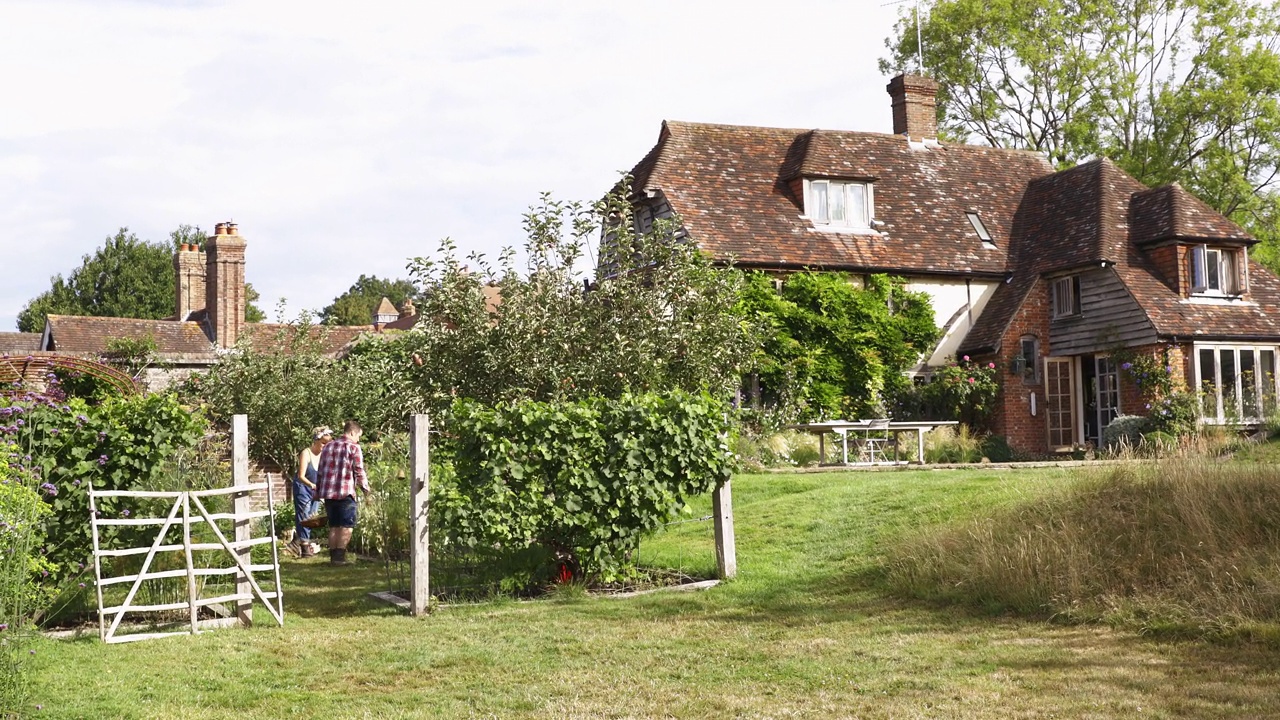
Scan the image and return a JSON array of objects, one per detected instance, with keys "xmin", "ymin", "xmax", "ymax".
[{"xmin": 312, "ymin": 426, "xmax": 334, "ymax": 440}]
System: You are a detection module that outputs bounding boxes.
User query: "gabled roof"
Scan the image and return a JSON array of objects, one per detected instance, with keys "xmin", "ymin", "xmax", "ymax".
[
  {"xmin": 0, "ymin": 332, "xmax": 41, "ymax": 354},
  {"xmin": 630, "ymin": 120, "xmax": 1055, "ymax": 275},
  {"xmin": 962, "ymin": 159, "xmax": 1280, "ymax": 353}
]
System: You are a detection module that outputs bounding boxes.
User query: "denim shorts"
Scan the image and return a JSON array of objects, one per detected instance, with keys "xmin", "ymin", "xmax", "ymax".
[{"xmin": 324, "ymin": 497, "xmax": 358, "ymax": 528}]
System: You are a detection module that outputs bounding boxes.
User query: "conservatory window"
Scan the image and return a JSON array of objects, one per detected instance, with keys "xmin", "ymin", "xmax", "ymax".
[{"xmin": 1195, "ymin": 344, "xmax": 1278, "ymax": 423}]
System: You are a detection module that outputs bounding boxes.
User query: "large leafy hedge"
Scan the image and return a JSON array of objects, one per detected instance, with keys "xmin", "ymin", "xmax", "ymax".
[{"xmin": 435, "ymin": 392, "xmax": 733, "ymax": 579}]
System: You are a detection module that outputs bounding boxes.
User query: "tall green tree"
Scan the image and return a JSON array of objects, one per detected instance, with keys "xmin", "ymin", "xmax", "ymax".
[
  {"xmin": 883, "ymin": 0, "xmax": 1280, "ymax": 252},
  {"xmin": 319, "ymin": 274, "xmax": 419, "ymax": 326},
  {"xmin": 17, "ymin": 226, "xmax": 265, "ymax": 331}
]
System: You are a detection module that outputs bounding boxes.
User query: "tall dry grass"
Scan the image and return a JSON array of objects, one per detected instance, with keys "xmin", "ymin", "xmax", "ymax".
[{"xmin": 884, "ymin": 459, "xmax": 1280, "ymax": 641}]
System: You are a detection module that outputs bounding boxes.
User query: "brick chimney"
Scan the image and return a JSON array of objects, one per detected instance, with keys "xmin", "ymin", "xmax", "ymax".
[
  {"xmin": 205, "ymin": 222, "xmax": 247, "ymax": 349},
  {"xmin": 886, "ymin": 73, "xmax": 939, "ymax": 142},
  {"xmin": 174, "ymin": 243, "xmax": 207, "ymax": 321}
]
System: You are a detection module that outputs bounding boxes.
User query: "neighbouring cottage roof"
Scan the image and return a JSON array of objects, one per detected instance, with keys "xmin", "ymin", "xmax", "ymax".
[
  {"xmin": 42, "ymin": 315, "xmax": 368, "ymax": 361},
  {"xmin": 0, "ymin": 332, "xmax": 42, "ymax": 354},
  {"xmin": 962, "ymin": 159, "xmax": 1280, "ymax": 353},
  {"xmin": 628, "ymin": 120, "xmax": 1055, "ymax": 275}
]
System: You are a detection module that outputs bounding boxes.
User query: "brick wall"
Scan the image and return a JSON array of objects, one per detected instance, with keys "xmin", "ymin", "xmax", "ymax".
[
  {"xmin": 1146, "ymin": 243, "xmax": 1182, "ymax": 294},
  {"xmin": 990, "ymin": 277, "xmax": 1051, "ymax": 455}
]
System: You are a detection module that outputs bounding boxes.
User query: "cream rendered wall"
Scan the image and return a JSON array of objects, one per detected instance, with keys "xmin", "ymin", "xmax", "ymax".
[{"xmin": 903, "ymin": 278, "xmax": 1000, "ymax": 368}]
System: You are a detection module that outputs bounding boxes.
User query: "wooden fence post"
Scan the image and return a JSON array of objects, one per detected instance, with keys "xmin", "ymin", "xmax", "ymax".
[
  {"xmin": 409, "ymin": 414, "xmax": 431, "ymax": 616},
  {"xmin": 232, "ymin": 414, "xmax": 253, "ymax": 626},
  {"xmin": 713, "ymin": 478, "xmax": 737, "ymax": 580}
]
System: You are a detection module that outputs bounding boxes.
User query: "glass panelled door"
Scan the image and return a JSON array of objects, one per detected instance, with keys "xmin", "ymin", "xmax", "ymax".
[
  {"xmin": 1045, "ymin": 358, "xmax": 1077, "ymax": 450},
  {"xmin": 1095, "ymin": 356, "xmax": 1121, "ymax": 445}
]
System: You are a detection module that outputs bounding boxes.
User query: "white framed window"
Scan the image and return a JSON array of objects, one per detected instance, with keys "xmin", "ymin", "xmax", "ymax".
[
  {"xmin": 1050, "ymin": 276, "xmax": 1081, "ymax": 319},
  {"xmin": 1195, "ymin": 343, "xmax": 1279, "ymax": 423},
  {"xmin": 1189, "ymin": 245, "xmax": 1245, "ymax": 296},
  {"xmin": 805, "ymin": 179, "xmax": 873, "ymax": 229}
]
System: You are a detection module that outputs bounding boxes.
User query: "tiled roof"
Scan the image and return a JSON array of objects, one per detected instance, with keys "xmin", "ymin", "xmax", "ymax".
[
  {"xmin": 0, "ymin": 332, "xmax": 41, "ymax": 354},
  {"xmin": 44, "ymin": 315, "xmax": 369, "ymax": 359},
  {"xmin": 629, "ymin": 120, "xmax": 1055, "ymax": 275},
  {"xmin": 1130, "ymin": 183, "xmax": 1254, "ymax": 245},
  {"xmin": 962, "ymin": 159, "xmax": 1280, "ymax": 352},
  {"xmin": 45, "ymin": 315, "xmax": 216, "ymax": 355}
]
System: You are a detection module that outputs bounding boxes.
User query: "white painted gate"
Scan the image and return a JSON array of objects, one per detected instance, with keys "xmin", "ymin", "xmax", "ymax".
[{"xmin": 88, "ymin": 415, "xmax": 284, "ymax": 643}]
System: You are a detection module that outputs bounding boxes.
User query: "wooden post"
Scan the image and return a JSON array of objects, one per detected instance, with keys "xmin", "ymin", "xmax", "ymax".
[
  {"xmin": 182, "ymin": 494, "xmax": 198, "ymax": 635},
  {"xmin": 712, "ymin": 479, "xmax": 737, "ymax": 580},
  {"xmin": 232, "ymin": 414, "xmax": 252, "ymax": 626},
  {"xmin": 409, "ymin": 414, "xmax": 431, "ymax": 616}
]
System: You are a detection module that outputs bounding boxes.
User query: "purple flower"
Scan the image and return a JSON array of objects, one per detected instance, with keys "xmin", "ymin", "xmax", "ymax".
[
  {"xmin": 39, "ymin": 482, "xmax": 57, "ymax": 496},
  {"xmin": 1121, "ymin": 362, "xmax": 1133, "ymax": 370},
  {"xmin": 121, "ymin": 509, "xmax": 131, "ymax": 517},
  {"xmin": 0, "ymin": 623, "xmax": 8, "ymax": 631},
  {"xmin": 97, "ymin": 455, "xmax": 108, "ymax": 465},
  {"xmin": 97, "ymin": 431, "xmax": 107, "ymax": 441},
  {"xmin": 78, "ymin": 582, "xmax": 86, "ymax": 588}
]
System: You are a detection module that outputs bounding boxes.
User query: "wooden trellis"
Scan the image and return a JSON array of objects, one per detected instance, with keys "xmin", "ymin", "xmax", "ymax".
[{"xmin": 88, "ymin": 415, "xmax": 283, "ymax": 643}]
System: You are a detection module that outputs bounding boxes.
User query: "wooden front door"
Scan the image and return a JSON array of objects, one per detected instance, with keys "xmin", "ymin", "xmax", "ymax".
[{"xmin": 1045, "ymin": 357, "xmax": 1078, "ymax": 451}]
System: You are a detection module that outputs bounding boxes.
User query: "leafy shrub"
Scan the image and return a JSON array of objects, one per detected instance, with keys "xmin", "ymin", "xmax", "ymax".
[
  {"xmin": 893, "ymin": 356, "xmax": 1001, "ymax": 427},
  {"xmin": 183, "ymin": 316, "xmax": 421, "ymax": 471},
  {"xmin": 789, "ymin": 444, "xmax": 823, "ymax": 467},
  {"xmin": 4, "ymin": 381, "xmax": 206, "ymax": 594},
  {"xmin": 1102, "ymin": 415, "xmax": 1150, "ymax": 451},
  {"xmin": 436, "ymin": 392, "xmax": 732, "ymax": 581},
  {"xmin": 980, "ymin": 434, "xmax": 1015, "ymax": 463},
  {"xmin": 1141, "ymin": 431, "xmax": 1179, "ymax": 455},
  {"xmin": 0, "ymin": 436, "xmax": 53, "ymax": 716},
  {"xmin": 1148, "ymin": 391, "xmax": 1200, "ymax": 436}
]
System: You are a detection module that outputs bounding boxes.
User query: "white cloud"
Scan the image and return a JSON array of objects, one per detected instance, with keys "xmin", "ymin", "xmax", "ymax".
[{"xmin": 0, "ymin": 0, "xmax": 913, "ymax": 330}]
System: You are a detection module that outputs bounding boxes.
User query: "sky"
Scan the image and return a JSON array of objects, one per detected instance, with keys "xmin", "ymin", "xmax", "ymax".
[{"xmin": 0, "ymin": 0, "xmax": 915, "ymax": 331}]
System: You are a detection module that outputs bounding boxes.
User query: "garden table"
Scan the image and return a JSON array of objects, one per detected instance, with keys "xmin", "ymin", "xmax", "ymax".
[{"xmin": 786, "ymin": 420, "xmax": 960, "ymax": 466}]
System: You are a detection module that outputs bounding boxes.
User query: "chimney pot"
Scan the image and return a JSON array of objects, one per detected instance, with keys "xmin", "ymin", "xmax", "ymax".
[
  {"xmin": 215, "ymin": 223, "xmax": 227, "ymax": 235},
  {"xmin": 226, "ymin": 222, "xmax": 238, "ymax": 236}
]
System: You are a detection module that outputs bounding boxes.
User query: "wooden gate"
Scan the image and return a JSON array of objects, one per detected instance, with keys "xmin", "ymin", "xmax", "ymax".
[{"xmin": 88, "ymin": 415, "xmax": 283, "ymax": 643}]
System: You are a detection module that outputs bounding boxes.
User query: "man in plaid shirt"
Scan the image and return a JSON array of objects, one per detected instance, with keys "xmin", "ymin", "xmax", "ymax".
[{"xmin": 316, "ymin": 419, "xmax": 370, "ymax": 565}]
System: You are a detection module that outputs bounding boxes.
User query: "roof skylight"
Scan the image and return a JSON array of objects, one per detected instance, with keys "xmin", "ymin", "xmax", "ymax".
[{"xmin": 966, "ymin": 211, "xmax": 996, "ymax": 249}]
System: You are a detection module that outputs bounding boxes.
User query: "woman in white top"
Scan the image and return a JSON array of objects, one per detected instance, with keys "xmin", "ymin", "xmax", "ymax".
[{"xmin": 292, "ymin": 426, "xmax": 332, "ymax": 556}]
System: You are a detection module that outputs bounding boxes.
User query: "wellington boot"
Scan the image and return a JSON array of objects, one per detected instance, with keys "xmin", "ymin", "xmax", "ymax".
[{"xmin": 330, "ymin": 548, "xmax": 348, "ymax": 566}]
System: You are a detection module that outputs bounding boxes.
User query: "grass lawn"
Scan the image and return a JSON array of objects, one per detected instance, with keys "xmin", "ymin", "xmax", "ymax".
[{"xmin": 25, "ymin": 467, "xmax": 1280, "ymax": 719}]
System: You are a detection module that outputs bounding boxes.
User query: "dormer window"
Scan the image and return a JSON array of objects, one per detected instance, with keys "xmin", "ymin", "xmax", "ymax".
[
  {"xmin": 805, "ymin": 179, "xmax": 873, "ymax": 229},
  {"xmin": 1189, "ymin": 245, "xmax": 1245, "ymax": 296}
]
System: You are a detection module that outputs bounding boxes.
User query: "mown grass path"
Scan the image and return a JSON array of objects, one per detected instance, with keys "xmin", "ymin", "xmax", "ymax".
[{"xmin": 27, "ymin": 468, "xmax": 1280, "ymax": 718}]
